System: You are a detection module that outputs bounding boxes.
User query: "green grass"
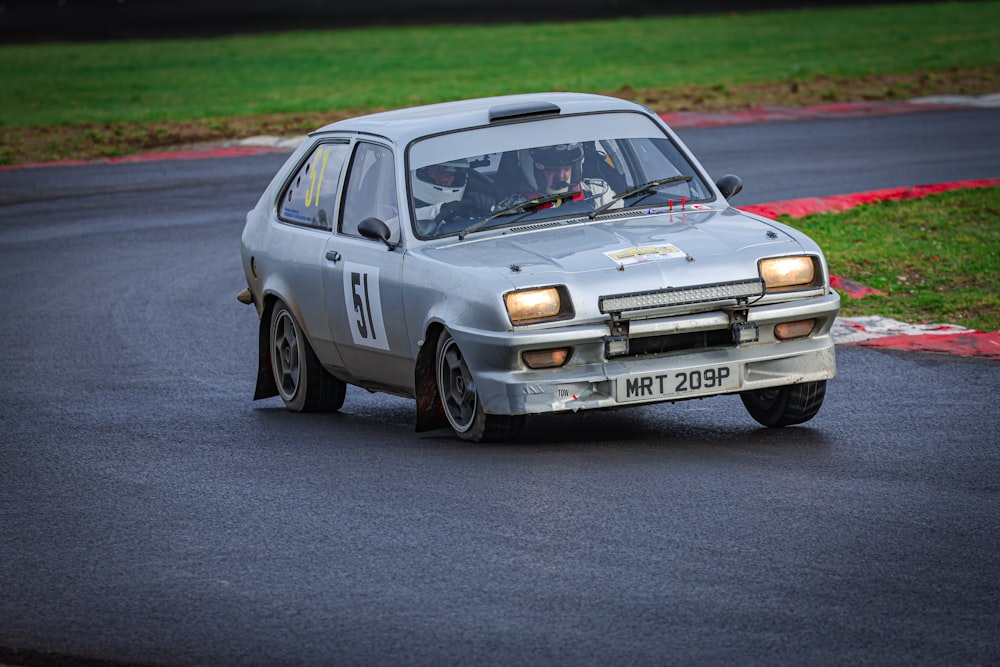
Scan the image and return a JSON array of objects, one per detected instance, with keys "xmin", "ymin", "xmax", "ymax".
[
  {"xmin": 787, "ymin": 187, "xmax": 1000, "ymax": 331},
  {"xmin": 1, "ymin": 1, "xmax": 998, "ymax": 127},
  {"xmin": 1, "ymin": 3, "xmax": 997, "ymax": 330}
]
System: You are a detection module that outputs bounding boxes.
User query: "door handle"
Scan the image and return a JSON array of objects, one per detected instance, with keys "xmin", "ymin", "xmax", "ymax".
[{"xmin": 325, "ymin": 250, "xmax": 341, "ymax": 263}]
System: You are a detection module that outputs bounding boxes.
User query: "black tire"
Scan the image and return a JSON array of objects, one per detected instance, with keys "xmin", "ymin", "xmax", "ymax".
[
  {"xmin": 435, "ymin": 330, "xmax": 524, "ymax": 442},
  {"xmin": 269, "ymin": 301, "xmax": 346, "ymax": 413},
  {"xmin": 740, "ymin": 380, "xmax": 826, "ymax": 427}
]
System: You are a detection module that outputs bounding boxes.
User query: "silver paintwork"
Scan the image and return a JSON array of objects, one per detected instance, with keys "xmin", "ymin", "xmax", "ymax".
[{"xmin": 240, "ymin": 92, "xmax": 838, "ymax": 422}]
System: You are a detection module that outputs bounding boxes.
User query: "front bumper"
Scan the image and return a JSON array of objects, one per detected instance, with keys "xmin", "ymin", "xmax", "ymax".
[{"xmin": 447, "ymin": 291, "xmax": 840, "ymax": 416}]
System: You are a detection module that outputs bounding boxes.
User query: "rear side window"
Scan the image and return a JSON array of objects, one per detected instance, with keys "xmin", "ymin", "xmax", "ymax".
[{"xmin": 278, "ymin": 142, "xmax": 349, "ymax": 229}]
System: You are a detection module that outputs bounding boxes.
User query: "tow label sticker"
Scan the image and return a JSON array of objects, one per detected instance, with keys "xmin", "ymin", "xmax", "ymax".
[{"xmin": 343, "ymin": 262, "xmax": 389, "ymax": 350}]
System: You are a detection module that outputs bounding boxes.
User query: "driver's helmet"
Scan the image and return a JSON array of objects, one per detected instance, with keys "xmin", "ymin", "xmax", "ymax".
[
  {"xmin": 529, "ymin": 143, "xmax": 584, "ymax": 194},
  {"xmin": 413, "ymin": 159, "xmax": 470, "ymax": 205}
]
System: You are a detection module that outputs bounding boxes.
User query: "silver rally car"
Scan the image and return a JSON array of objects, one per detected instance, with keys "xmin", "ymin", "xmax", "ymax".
[{"xmin": 239, "ymin": 92, "xmax": 839, "ymax": 441}]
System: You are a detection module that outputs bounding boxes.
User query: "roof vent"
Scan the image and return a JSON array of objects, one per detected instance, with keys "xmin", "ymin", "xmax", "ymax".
[{"xmin": 488, "ymin": 101, "xmax": 560, "ymax": 123}]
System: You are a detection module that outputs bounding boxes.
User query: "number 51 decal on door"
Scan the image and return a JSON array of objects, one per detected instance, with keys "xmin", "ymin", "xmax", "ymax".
[{"xmin": 342, "ymin": 262, "xmax": 390, "ymax": 350}]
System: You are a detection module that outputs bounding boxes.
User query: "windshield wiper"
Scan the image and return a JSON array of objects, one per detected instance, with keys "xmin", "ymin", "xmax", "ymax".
[
  {"xmin": 458, "ymin": 191, "xmax": 584, "ymax": 239},
  {"xmin": 588, "ymin": 175, "xmax": 693, "ymax": 219}
]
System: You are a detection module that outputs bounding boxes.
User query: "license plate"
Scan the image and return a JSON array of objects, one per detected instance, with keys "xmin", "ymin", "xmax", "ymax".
[{"xmin": 616, "ymin": 364, "xmax": 739, "ymax": 403}]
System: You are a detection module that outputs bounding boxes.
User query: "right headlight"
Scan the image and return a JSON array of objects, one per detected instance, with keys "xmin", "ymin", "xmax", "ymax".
[
  {"xmin": 504, "ymin": 286, "xmax": 574, "ymax": 325},
  {"xmin": 759, "ymin": 255, "xmax": 822, "ymax": 292}
]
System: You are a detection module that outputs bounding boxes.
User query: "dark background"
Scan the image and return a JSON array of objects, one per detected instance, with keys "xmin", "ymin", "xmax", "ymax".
[{"xmin": 2, "ymin": 0, "xmax": 938, "ymax": 43}]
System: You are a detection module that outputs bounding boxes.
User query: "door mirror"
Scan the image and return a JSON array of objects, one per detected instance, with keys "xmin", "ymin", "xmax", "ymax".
[
  {"xmin": 358, "ymin": 217, "xmax": 395, "ymax": 249},
  {"xmin": 716, "ymin": 174, "xmax": 743, "ymax": 200}
]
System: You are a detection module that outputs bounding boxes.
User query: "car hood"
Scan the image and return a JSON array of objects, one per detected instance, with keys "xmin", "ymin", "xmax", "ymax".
[{"xmin": 426, "ymin": 207, "xmax": 801, "ymax": 283}]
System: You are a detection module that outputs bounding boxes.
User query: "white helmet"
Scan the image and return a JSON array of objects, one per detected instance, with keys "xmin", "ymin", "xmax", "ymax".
[{"xmin": 413, "ymin": 159, "xmax": 470, "ymax": 205}]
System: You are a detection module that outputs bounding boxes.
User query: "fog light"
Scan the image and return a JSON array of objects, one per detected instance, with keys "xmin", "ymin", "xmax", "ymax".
[
  {"xmin": 732, "ymin": 322, "xmax": 759, "ymax": 344},
  {"xmin": 604, "ymin": 335, "xmax": 629, "ymax": 357},
  {"xmin": 523, "ymin": 348, "xmax": 570, "ymax": 369},
  {"xmin": 775, "ymin": 319, "xmax": 816, "ymax": 340}
]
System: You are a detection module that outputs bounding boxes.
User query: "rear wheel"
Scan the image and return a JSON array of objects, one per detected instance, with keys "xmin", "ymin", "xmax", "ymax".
[
  {"xmin": 435, "ymin": 330, "xmax": 524, "ymax": 442},
  {"xmin": 269, "ymin": 301, "xmax": 346, "ymax": 413},
  {"xmin": 740, "ymin": 380, "xmax": 826, "ymax": 427}
]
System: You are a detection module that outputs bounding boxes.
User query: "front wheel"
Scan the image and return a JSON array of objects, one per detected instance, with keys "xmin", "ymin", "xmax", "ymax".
[
  {"xmin": 740, "ymin": 380, "xmax": 827, "ymax": 427},
  {"xmin": 269, "ymin": 301, "xmax": 346, "ymax": 413},
  {"xmin": 435, "ymin": 330, "xmax": 524, "ymax": 442}
]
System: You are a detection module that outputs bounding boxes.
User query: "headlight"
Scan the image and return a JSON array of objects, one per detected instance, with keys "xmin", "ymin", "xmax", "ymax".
[
  {"xmin": 759, "ymin": 256, "xmax": 820, "ymax": 292},
  {"xmin": 504, "ymin": 286, "xmax": 574, "ymax": 325}
]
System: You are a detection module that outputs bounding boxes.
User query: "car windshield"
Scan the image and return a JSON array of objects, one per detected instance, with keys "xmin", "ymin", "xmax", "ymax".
[{"xmin": 408, "ymin": 111, "xmax": 714, "ymax": 239}]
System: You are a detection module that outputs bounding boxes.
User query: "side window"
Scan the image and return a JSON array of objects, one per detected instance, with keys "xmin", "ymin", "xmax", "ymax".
[
  {"xmin": 278, "ymin": 142, "xmax": 349, "ymax": 229},
  {"xmin": 340, "ymin": 142, "xmax": 400, "ymax": 243}
]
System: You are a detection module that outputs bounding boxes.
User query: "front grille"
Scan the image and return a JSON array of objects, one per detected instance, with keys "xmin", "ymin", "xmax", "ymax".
[{"xmin": 624, "ymin": 329, "xmax": 734, "ymax": 358}]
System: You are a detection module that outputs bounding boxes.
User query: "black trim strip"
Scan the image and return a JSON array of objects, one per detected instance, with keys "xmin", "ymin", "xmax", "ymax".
[{"xmin": 488, "ymin": 101, "xmax": 560, "ymax": 122}]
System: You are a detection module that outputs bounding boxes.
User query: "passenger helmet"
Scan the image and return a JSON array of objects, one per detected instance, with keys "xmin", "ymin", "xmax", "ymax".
[{"xmin": 413, "ymin": 159, "xmax": 470, "ymax": 205}]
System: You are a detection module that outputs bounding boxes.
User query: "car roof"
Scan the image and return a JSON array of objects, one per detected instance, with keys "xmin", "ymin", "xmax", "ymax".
[{"xmin": 310, "ymin": 92, "xmax": 654, "ymax": 144}]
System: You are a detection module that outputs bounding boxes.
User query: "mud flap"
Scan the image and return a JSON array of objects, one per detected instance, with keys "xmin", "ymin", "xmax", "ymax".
[
  {"xmin": 253, "ymin": 314, "xmax": 279, "ymax": 400},
  {"xmin": 414, "ymin": 334, "xmax": 448, "ymax": 432}
]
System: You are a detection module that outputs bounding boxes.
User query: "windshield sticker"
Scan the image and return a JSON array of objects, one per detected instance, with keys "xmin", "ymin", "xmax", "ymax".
[{"xmin": 605, "ymin": 243, "xmax": 686, "ymax": 266}]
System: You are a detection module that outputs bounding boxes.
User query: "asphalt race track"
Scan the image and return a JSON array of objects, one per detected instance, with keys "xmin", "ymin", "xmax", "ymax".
[{"xmin": 1, "ymin": 107, "xmax": 999, "ymax": 666}]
